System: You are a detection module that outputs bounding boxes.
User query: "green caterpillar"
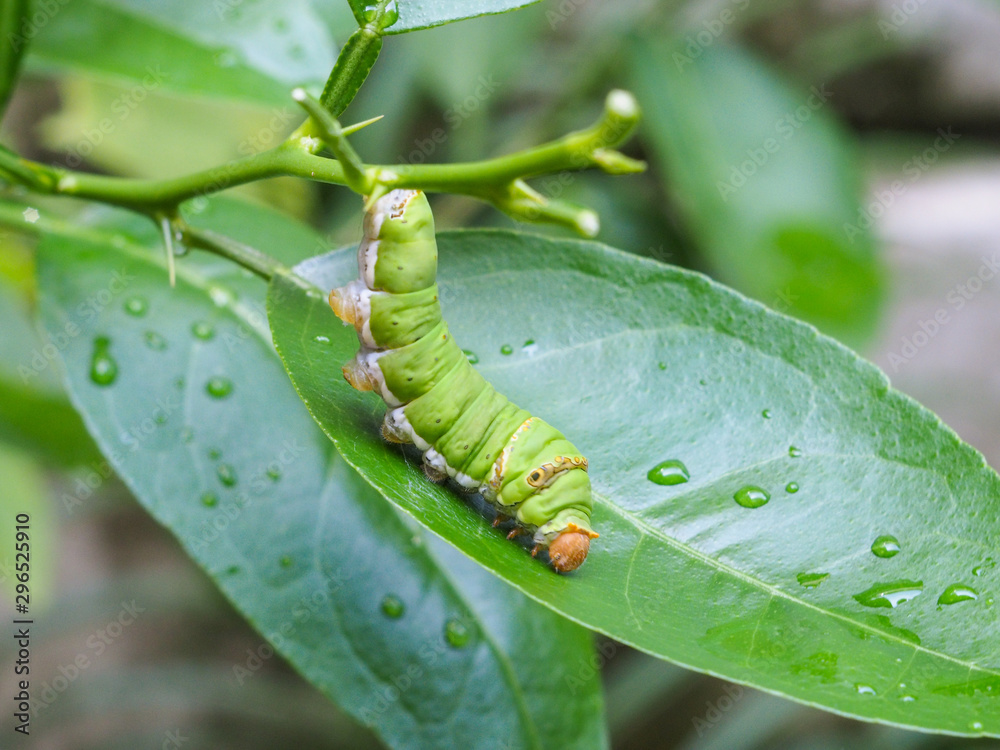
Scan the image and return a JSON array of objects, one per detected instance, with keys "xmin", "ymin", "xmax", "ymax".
[{"xmin": 328, "ymin": 189, "xmax": 598, "ymax": 572}]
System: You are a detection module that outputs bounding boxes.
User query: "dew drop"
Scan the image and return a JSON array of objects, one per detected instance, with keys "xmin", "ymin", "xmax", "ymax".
[
  {"xmin": 279, "ymin": 555, "xmax": 293, "ymax": 568},
  {"xmin": 207, "ymin": 447, "xmax": 222, "ymax": 460},
  {"xmin": 226, "ymin": 565, "xmax": 240, "ymax": 576},
  {"xmin": 785, "ymin": 482, "xmax": 799, "ymax": 494},
  {"xmin": 647, "ymin": 459, "xmax": 690, "ymax": 486},
  {"xmin": 853, "ymin": 580, "xmax": 923, "ymax": 608},
  {"xmin": 734, "ymin": 485, "xmax": 769, "ymax": 508},
  {"xmin": 463, "ymin": 349, "xmax": 479, "ymax": 364},
  {"xmin": 444, "ymin": 618, "xmax": 470, "ymax": 648},
  {"xmin": 206, "ymin": 376, "xmax": 234, "ymax": 399},
  {"xmin": 789, "ymin": 446, "xmax": 802, "ymax": 458},
  {"xmin": 208, "ymin": 286, "xmax": 234, "ymax": 307},
  {"xmin": 154, "ymin": 411, "xmax": 168, "ymax": 425},
  {"xmin": 200, "ymin": 492, "xmax": 218, "ymax": 508},
  {"xmin": 971, "ymin": 721, "xmax": 984, "ymax": 731},
  {"xmin": 314, "ymin": 334, "xmax": 330, "ymax": 345},
  {"xmin": 124, "ymin": 296, "xmax": 148, "ymax": 316},
  {"xmin": 500, "ymin": 344, "xmax": 513, "ymax": 355},
  {"xmin": 381, "ymin": 595, "xmax": 405, "ymax": 618},
  {"xmin": 266, "ymin": 466, "xmax": 282, "ymax": 481},
  {"xmin": 973, "ymin": 558, "xmax": 995, "ymax": 577},
  {"xmin": 89, "ymin": 337, "xmax": 118, "ymax": 386},
  {"xmin": 143, "ymin": 331, "xmax": 167, "ymax": 350},
  {"xmin": 938, "ymin": 584, "xmax": 979, "ymax": 606},
  {"xmin": 658, "ymin": 362, "xmax": 667, "ymax": 370},
  {"xmin": 797, "ymin": 572, "xmax": 828, "ymax": 588},
  {"xmin": 871, "ymin": 535, "xmax": 901, "ymax": 559},
  {"xmin": 900, "ymin": 694, "xmax": 916, "ymax": 703},
  {"xmin": 855, "ymin": 684, "xmax": 877, "ymax": 696},
  {"xmin": 762, "ymin": 409, "xmax": 772, "ymax": 419},
  {"xmin": 216, "ymin": 463, "xmax": 237, "ymax": 487},
  {"xmin": 192, "ymin": 321, "xmax": 215, "ymax": 340}
]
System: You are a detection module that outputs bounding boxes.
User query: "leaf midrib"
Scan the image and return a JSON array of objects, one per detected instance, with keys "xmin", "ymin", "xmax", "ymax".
[{"xmin": 599, "ymin": 493, "xmax": 999, "ymax": 678}]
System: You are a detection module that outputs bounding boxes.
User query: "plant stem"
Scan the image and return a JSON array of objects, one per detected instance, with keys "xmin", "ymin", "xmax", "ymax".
[
  {"xmin": 182, "ymin": 225, "xmax": 287, "ymax": 281},
  {"xmin": 0, "ymin": 90, "xmax": 643, "ymax": 236}
]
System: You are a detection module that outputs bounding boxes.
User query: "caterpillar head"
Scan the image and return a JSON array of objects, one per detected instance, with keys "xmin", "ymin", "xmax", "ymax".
[{"xmin": 548, "ymin": 523, "xmax": 599, "ymax": 573}]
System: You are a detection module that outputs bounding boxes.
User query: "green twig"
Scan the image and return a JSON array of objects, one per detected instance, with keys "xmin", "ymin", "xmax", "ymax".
[
  {"xmin": 0, "ymin": 89, "xmax": 644, "ymax": 237},
  {"xmin": 181, "ymin": 225, "xmax": 288, "ymax": 281}
]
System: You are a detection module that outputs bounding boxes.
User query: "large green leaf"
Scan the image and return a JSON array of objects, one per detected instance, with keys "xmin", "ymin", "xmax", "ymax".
[
  {"xmin": 35, "ymin": 204, "xmax": 607, "ymax": 750},
  {"xmin": 0, "ymin": 269, "xmax": 99, "ymax": 466},
  {"xmin": 0, "ymin": 0, "xmax": 30, "ymax": 116},
  {"xmin": 27, "ymin": 0, "xmax": 338, "ymax": 105},
  {"xmin": 629, "ymin": 40, "xmax": 885, "ymax": 347},
  {"xmin": 345, "ymin": 0, "xmax": 541, "ymax": 35},
  {"xmin": 268, "ymin": 229, "xmax": 1000, "ymax": 738}
]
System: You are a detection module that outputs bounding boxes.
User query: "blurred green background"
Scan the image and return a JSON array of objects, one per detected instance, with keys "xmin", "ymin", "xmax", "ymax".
[{"xmin": 3, "ymin": 0, "xmax": 1000, "ymax": 747}]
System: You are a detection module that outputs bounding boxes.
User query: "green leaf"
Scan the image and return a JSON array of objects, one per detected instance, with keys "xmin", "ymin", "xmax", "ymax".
[
  {"xmin": 345, "ymin": 0, "xmax": 541, "ymax": 35},
  {"xmin": 0, "ymin": 0, "xmax": 30, "ymax": 116},
  {"xmin": 34, "ymin": 203, "xmax": 607, "ymax": 750},
  {"xmin": 0, "ymin": 272, "xmax": 99, "ymax": 466},
  {"xmin": 26, "ymin": 0, "xmax": 338, "ymax": 105},
  {"xmin": 268, "ymin": 229, "xmax": 1000, "ymax": 738},
  {"xmin": 629, "ymin": 40, "xmax": 885, "ymax": 347}
]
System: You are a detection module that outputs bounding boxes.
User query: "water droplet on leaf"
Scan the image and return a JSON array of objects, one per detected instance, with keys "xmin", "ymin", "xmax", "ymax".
[
  {"xmin": 647, "ymin": 460, "xmax": 690, "ymax": 486},
  {"xmin": 89, "ymin": 337, "xmax": 118, "ymax": 386},
  {"xmin": 279, "ymin": 555, "xmax": 293, "ymax": 568},
  {"xmin": 208, "ymin": 286, "xmax": 234, "ymax": 307},
  {"xmin": 192, "ymin": 321, "xmax": 215, "ymax": 340},
  {"xmin": 144, "ymin": 331, "xmax": 167, "ymax": 350},
  {"xmin": 853, "ymin": 580, "xmax": 923, "ymax": 608},
  {"xmin": 786, "ymin": 482, "xmax": 799, "ymax": 494},
  {"xmin": 797, "ymin": 572, "xmax": 828, "ymax": 588},
  {"xmin": 938, "ymin": 584, "xmax": 978, "ymax": 606},
  {"xmin": 463, "ymin": 349, "xmax": 479, "ymax": 364},
  {"xmin": 444, "ymin": 618, "xmax": 470, "ymax": 648},
  {"xmin": 206, "ymin": 376, "xmax": 233, "ymax": 399},
  {"xmin": 314, "ymin": 334, "xmax": 330, "ymax": 345},
  {"xmin": 500, "ymin": 344, "xmax": 513, "ymax": 355},
  {"xmin": 855, "ymin": 684, "xmax": 877, "ymax": 696},
  {"xmin": 762, "ymin": 409, "xmax": 772, "ymax": 419},
  {"xmin": 789, "ymin": 446, "xmax": 802, "ymax": 458},
  {"xmin": 381, "ymin": 595, "xmax": 405, "ymax": 618},
  {"xmin": 871, "ymin": 535, "xmax": 901, "ymax": 559},
  {"xmin": 200, "ymin": 492, "xmax": 218, "ymax": 508},
  {"xmin": 734, "ymin": 486, "xmax": 769, "ymax": 508},
  {"xmin": 124, "ymin": 296, "xmax": 148, "ymax": 316},
  {"xmin": 217, "ymin": 463, "xmax": 237, "ymax": 487}
]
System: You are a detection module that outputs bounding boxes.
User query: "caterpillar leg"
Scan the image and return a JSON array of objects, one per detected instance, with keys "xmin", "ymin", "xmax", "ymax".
[
  {"xmin": 328, "ymin": 280, "xmax": 369, "ymax": 327},
  {"xmin": 381, "ymin": 411, "xmax": 410, "ymax": 444},
  {"xmin": 342, "ymin": 357, "xmax": 378, "ymax": 392},
  {"xmin": 421, "ymin": 448, "xmax": 449, "ymax": 483},
  {"xmin": 422, "ymin": 462, "xmax": 448, "ymax": 483}
]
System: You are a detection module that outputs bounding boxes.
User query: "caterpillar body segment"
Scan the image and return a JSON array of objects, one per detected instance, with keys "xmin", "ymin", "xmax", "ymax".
[{"xmin": 329, "ymin": 189, "xmax": 597, "ymax": 572}]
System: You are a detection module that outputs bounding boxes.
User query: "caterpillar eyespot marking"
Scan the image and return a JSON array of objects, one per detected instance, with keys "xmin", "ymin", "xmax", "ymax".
[{"xmin": 328, "ymin": 189, "xmax": 597, "ymax": 572}]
